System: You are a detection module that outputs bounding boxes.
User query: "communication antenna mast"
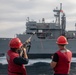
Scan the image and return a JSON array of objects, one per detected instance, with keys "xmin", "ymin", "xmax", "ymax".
[
  {"xmin": 60, "ymin": 3, "xmax": 62, "ymax": 10},
  {"xmin": 53, "ymin": 3, "xmax": 62, "ymax": 26},
  {"xmin": 26, "ymin": 17, "xmax": 29, "ymax": 22},
  {"xmin": 75, "ymin": 23, "xmax": 76, "ymax": 30}
]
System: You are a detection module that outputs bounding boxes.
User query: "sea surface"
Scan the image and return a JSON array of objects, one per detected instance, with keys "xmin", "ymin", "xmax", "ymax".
[{"xmin": 0, "ymin": 55, "xmax": 76, "ymax": 75}]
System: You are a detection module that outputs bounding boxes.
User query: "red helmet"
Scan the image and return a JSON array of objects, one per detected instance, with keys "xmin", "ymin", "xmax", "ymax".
[
  {"xmin": 9, "ymin": 38, "xmax": 23, "ymax": 48},
  {"xmin": 56, "ymin": 36, "xmax": 68, "ymax": 44}
]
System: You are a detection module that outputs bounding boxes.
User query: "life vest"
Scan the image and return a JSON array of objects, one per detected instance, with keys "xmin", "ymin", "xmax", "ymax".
[
  {"xmin": 54, "ymin": 49, "xmax": 72, "ymax": 74},
  {"xmin": 6, "ymin": 50, "xmax": 27, "ymax": 75}
]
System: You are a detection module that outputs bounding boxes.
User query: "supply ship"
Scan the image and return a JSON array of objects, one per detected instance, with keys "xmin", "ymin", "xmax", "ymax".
[{"xmin": 0, "ymin": 3, "xmax": 76, "ymax": 58}]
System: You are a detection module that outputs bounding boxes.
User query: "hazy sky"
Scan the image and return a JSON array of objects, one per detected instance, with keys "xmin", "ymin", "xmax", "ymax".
[{"xmin": 0, "ymin": 0, "xmax": 76, "ymax": 38}]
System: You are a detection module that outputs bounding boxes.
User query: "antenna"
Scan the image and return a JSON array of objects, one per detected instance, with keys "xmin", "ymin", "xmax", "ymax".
[
  {"xmin": 60, "ymin": 3, "xmax": 62, "ymax": 10},
  {"xmin": 75, "ymin": 23, "xmax": 76, "ymax": 30},
  {"xmin": 26, "ymin": 17, "xmax": 29, "ymax": 22}
]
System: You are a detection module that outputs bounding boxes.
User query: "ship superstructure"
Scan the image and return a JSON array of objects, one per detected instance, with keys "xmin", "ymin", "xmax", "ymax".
[{"xmin": 18, "ymin": 3, "xmax": 66, "ymax": 40}]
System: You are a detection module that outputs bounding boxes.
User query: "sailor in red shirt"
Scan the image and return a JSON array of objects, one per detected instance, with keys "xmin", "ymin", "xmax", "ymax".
[
  {"xmin": 50, "ymin": 36, "xmax": 72, "ymax": 75},
  {"xmin": 6, "ymin": 38, "xmax": 30, "ymax": 75}
]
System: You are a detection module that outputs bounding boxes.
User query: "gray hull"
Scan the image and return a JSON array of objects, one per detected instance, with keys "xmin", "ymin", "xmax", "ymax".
[
  {"xmin": 0, "ymin": 38, "xmax": 10, "ymax": 53},
  {"xmin": 17, "ymin": 34, "xmax": 76, "ymax": 58},
  {"xmin": 0, "ymin": 36, "xmax": 76, "ymax": 58}
]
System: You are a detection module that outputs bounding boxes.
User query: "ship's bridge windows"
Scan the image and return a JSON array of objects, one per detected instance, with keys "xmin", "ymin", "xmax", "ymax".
[{"xmin": 30, "ymin": 28, "xmax": 36, "ymax": 30}]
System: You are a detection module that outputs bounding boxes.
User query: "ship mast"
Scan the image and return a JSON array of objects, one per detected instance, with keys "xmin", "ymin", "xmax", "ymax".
[
  {"xmin": 53, "ymin": 3, "xmax": 66, "ymax": 36},
  {"xmin": 53, "ymin": 3, "xmax": 62, "ymax": 26},
  {"xmin": 61, "ymin": 12, "xmax": 66, "ymax": 36},
  {"xmin": 75, "ymin": 23, "xmax": 76, "ymax": 31}
]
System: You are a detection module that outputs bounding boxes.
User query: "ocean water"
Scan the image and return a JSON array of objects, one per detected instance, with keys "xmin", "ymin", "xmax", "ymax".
[
  {"xmin": 0, "ymin": 55, "xmax": 76, "ymax": 65},
  {"xmin": 0, "ymin": 55, "xmax": 76, "ymax": 75}
]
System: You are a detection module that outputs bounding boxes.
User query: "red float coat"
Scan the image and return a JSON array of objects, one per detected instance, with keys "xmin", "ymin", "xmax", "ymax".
[
  {"xmin": 54, "ymin": 49, "xmax": 72, "ymax": 74},
  {"xmin": 6, "ymin": 50, "xmax": 27, "ymax": 75}
]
